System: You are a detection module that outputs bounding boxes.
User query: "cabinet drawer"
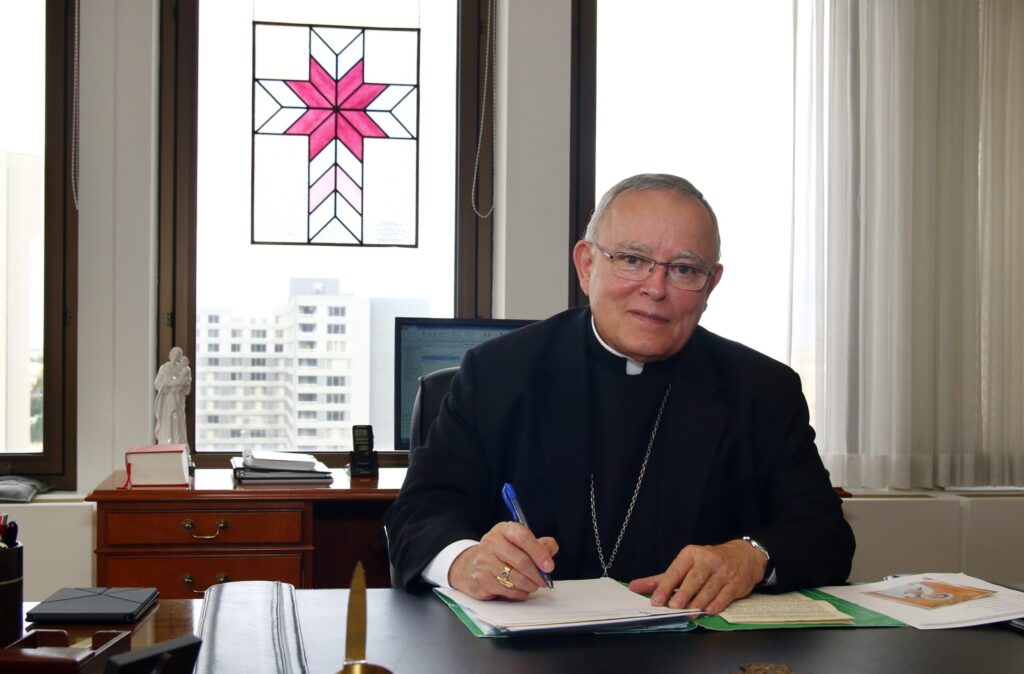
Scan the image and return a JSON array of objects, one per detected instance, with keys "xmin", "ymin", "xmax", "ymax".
[
  {"xmin": 106, "ymin": 509, "xmax": 304, "ymax": 546},
  {"xmin": 107, "ymin": 553, "xmax": 304, "ymax": 599}
]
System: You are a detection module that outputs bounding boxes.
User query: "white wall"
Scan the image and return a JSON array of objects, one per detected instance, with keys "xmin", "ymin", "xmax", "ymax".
[
  {"xmin": 4, "ymin": 501, "xmax": 94, "ymax": 601},
  {"xmin": 962, "ymin": 497, "xmax": 1024, "ymax": 584},
  {"xmin": 493, "ymin": 0, "xmax": 572, "ymax": 320},
  {"xmin": 844, "ymin": 493, "xmax": 1024, "ymax": 586},
  {"xmin": 77, "ymin": 0, "xmax": 160, "ymax": 494}
]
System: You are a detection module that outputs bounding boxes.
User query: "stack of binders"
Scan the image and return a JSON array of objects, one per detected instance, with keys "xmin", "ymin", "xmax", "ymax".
[{"xmin": 231, "ymin": 450, "xmax": 333, "ymax": 484}]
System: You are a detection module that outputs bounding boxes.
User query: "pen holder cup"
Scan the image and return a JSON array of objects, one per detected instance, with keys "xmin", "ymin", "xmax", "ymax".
[{"xmin": 0, "ymin": 542, "xmax": 23, "ymax": 647}]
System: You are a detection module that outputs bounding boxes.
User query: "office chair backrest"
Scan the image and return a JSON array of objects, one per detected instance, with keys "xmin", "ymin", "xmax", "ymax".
[
  {"xmin": 390, "ymin": 365, "xmax": 458, "ymax": 587},
  {"xmin": 409, "ymin": 366, "xmax": 459, "ymax": 449}
]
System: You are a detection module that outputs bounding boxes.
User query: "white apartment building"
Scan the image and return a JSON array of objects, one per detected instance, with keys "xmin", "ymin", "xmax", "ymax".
[
  {"xmin": 1, "ymin": 150, "xmax": 43, "ymax": 455},
  {"xmin": 195, "ymin": 278, "xmax": 370, "ymax": 452}
]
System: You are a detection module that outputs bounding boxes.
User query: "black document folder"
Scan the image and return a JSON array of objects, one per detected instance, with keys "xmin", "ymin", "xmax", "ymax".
[{"xmin": 26, "ymin": 587, "xmax": 159, "ymax": 624}]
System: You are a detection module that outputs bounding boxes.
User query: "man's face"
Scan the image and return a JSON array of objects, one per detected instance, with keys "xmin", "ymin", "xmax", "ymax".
[{"xmin": 572, "ymin": 189, "xmax": 724, "ymax": 363}]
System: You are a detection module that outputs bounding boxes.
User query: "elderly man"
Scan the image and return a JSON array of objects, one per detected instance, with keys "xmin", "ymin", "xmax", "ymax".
[{"xmin": 385, "ymin": 173, "xmax": 854, "ymax": 614}]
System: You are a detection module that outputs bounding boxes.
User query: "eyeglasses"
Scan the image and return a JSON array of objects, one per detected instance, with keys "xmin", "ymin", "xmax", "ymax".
[{"xmin": 591, "ymin": 242, "xmax": 714, "ymax": 292}]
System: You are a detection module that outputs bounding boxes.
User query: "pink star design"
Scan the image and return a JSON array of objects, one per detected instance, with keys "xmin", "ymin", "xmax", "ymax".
[{"xmin": 284, "ymin": 58, "xmax": 388, "ymax": 161}]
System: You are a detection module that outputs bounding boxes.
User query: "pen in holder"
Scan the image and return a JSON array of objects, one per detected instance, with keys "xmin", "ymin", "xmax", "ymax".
[{"xmin": 0, "ymin": 541, "xmax": 23, "ymax": 646}]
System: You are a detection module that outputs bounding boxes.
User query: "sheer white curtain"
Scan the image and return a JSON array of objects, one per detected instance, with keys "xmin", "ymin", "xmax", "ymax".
[
  {"xmin": 793, "ymin": 0, "xmax": 1024, "ymax": 488},
  {"xmin": 978, "ymin": 0, "xmax": 1024, "ymax": 486}
]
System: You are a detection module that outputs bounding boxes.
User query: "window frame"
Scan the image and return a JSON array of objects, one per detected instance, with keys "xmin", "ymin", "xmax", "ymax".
[
  {"xmin": 3, "ymin": 0, "xmax": 78, "ymax": 489},
  {"xmin": 158, "ymin": 0, "xmax": 496, "ymax": 468},
  {"xmin": 569, "ymin": 0, "xmax": 596, "ymax": 309}
]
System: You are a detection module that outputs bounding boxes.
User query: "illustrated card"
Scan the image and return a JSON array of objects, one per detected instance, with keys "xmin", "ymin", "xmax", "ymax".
[{"xmin": 868, "ymin": 579, "xmax": 994, "ymax": 610}]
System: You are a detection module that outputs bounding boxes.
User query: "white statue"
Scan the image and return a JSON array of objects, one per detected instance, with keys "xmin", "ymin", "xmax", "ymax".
[{"xmin": 154, "ymin": 346, "xmax": 192, "ymax": 446}]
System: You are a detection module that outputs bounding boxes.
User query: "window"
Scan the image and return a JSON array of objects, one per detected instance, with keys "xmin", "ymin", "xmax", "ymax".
[
  {"xmin": 327, "ymin": 324, "xmax": 346, "ymax": 335},
  {"xmin": 299, "ymin": 306, "xmax": 316, "ymax": 315},
  {"xmin": 298, "ymin": 376, "xmax": 317, "ymax": 385},
  {"xmin": 326, "ymin": 376, "xmax": 346, "ymax": 387},
  {"xmin": 252, "ymin": 343, "xmax": 266, "ymax": 352},
  {"xmin": 326, "ymin": 393, "xmax": 347, "ymax": 404},
  {"xmin": 327, "ymin": 411, "xmax": 346, "ymax": 421},
  {"xmin": 160, "ymin": 0, "xmax": 498, "ymax": 463},
  {"xmin": 252, "ymin": 329, "xmax": 266, "ymax": 338},
  {"xmin": 578, "ymin": 1, "xmax": 796, "ymax": 364},
  {"xmin": 208, "ymin": 329, "xmax": 218, "ymax": 337},
  {"xmin": 299, "ymin": 324, "xmax": 316, "ymax": 333},
  {"xmin": 208, "ymin": 344, "xmax": 220, "ymax": 352},
  {"xmin": 230, "ymin": 344, "xmax": 241, "ymax": 352},
  {"xmin": 0, "ymin": 1, "xmax": 77, "ymax": 487},
  {"xmin": 298, "ymin": 393, "xmax": 317, "ymax": 403},
  {"xmin": 299, "ymin": 340, "xmax": 316, "ymax": 350},
  {"xmin": 329, "ymin": 306, "xmax": 345, "ymax": 317},
  {"xmin": 299, "ymin": 411, "xmax": 317, "ymax": 420},
  {"xmin": 251, "ymin": 357, "xmax": 266, "ymax": 366},
  {"xmin": 274, "ymin": 344, "xmax": 284, "ymax": 353},
  {"xmin": 299, "ymin": 358, "xmax": 318, "ymax": 367}
]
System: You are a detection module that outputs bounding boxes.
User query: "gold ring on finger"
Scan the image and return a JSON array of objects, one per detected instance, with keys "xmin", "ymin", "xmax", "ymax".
[{"xmin": 496, "ymin": 566, "xmax": 514, "ymax": 589}]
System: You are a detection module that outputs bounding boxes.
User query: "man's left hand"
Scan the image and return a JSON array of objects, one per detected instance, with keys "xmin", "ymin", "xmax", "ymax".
[{"xmin": 627, "ymin": 539, "xmax": 767, "ymax": 615}]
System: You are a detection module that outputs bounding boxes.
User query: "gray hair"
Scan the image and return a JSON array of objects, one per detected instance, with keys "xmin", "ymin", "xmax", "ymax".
[{"xmin": 584, "ymin": 173, "xmax": 722, "ymax": 262}]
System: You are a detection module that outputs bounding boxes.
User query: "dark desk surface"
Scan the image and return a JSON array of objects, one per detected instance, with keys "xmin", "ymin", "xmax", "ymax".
[{"xmin": 22, "ymin": 589, "xmax": 1024, "ymax": 673}]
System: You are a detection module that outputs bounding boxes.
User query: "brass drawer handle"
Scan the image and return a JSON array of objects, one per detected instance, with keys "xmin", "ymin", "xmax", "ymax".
[
  {"xmin": 181, "ymin": 518, "xmax": 229, "ymax": 539},
  {"xmin": 181, "ymin": 572, "xmax": 229, "ymax": 595}
]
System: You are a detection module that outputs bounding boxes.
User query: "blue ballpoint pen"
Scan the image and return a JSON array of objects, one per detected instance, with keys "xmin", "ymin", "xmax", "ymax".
[{"xmin": 501, "ymin": 482, "xmax": 554, "ymax": 589}]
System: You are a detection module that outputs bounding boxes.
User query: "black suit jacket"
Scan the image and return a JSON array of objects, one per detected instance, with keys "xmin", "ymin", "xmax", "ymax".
[{"xmin": 385, "ymin": 308, "xmax": 854, "ymax": 591}]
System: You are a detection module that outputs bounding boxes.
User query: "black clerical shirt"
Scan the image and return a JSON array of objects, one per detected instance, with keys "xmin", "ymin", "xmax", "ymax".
[{"xmin": 582, "ymin": 327, "xmax": 684, "ymax": 581}]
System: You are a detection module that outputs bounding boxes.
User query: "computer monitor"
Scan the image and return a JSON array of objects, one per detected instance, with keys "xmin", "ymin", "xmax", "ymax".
[{"xmin": 394, "ymin": 317, "xmax": 534, "ymax": 449}]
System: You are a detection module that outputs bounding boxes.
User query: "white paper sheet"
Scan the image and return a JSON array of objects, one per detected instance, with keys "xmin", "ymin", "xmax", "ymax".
[
  {"xmin": 436, "ymin": 577, "xmax": 700, "ymax": 630},
  {"xmin": 819, "ymin": 573, "xmax": 1024, "ymax": 629}
]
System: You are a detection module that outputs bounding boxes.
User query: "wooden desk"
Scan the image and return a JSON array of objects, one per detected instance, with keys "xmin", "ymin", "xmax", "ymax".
[
  {"xmin": 86, "ymin": 468, "xmax": 406, "ymax": 598},
  {"xmin": 21, "ymin": 591, "xmax": 1024, "ymax": 674}
]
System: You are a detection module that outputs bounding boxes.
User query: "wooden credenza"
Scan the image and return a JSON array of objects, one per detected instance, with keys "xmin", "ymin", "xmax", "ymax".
[{"xmin": 86, "ymin": 468, "xmax": 405, "ymax": 599}]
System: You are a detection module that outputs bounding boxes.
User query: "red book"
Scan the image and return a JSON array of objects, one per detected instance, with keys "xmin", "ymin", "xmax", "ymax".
[{"xmin": 122, "ymin": 444, "xmax": 190, "ymax": 487}]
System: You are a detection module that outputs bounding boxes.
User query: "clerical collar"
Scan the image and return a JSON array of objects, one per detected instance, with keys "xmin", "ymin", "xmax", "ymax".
[{"xmin": 590, "ymin": 318, "xmax": 644, "ymax": 375}]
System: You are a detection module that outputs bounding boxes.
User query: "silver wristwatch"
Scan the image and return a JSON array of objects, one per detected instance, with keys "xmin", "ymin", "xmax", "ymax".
[{"xmin": 742, "ymin": 536, "xmax": 773, "ymax": 582}]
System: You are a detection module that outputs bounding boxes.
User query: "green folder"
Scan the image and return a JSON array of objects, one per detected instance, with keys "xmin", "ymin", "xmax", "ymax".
[{"xmin": 436, "ymin": 587, "xmax": 904, "ymax": 638}]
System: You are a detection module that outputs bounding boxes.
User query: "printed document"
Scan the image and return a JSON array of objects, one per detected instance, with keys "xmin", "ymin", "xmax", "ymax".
[
  {"xmin": 719, "ymin": 591, "xmax": 854, "ymax": 624},
  {"xmin": 819, "ymin": 573, "xmax": 1024, "ymax": 629}
]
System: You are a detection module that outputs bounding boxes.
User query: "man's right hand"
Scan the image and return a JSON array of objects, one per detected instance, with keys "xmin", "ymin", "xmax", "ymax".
[{"xmin": 448, "ymin": 522, "xmax": 558, "ymax": 600}]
